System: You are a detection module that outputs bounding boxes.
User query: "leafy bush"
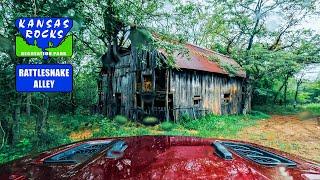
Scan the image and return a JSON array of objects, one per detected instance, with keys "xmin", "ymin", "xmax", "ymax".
[
  {"xmin": 179, "ymin": 113, "xmax": 193, "ymax": 125},
  {"xmin": 142, "ymin": 116, "xmax": 158, "ymax": 125},
  {"xmin": 159, "ymin": 121, "xmax": 174, "ymax": 131},
  {"xmin": 114, "ymin": 115, "xmax": 128, "ymax": 125},
  {"xmin": 93, "ymin": 118, "xmax": 117, "ymax": 137}
]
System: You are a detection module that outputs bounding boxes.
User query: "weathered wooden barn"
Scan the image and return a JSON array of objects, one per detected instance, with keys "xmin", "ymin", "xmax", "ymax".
[{"xmin": 98, "ymin": 43, "xmax": 249, "ymax": 121}]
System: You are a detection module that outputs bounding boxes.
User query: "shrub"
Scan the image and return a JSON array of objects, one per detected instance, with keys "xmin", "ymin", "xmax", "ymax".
[
  {"xmin": 142, "ymin": 116, "xmax": 158, "ymax": 125},
  {"xmin": 114, "ymin": 115, "xmax": 128, "ymax": 125},
  {"xmin": 159, "ymin": 121, "xmax": 174, "ymax": 131}
]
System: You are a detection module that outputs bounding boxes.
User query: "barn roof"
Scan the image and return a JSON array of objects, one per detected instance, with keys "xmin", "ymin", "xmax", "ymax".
[{"xmin": 174, "ymin": 43, "xmax": 246, "ymax": 78}]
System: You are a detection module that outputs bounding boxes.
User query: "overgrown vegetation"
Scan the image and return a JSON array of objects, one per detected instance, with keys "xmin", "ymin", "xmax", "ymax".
[{"xmin": 0, "ymin": 112, "xmax": 268, "ymax": 164}]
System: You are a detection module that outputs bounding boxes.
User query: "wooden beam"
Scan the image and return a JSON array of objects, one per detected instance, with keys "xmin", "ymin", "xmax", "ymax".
[{"xmin": 165, "ymin": 69, "xmax": 169, "ymax": 121}]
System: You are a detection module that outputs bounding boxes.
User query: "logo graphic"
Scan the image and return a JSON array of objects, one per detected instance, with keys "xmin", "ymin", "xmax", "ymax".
[{"xmin": 15, "ymin": 18, "xmax": 73, "ymax": 59}]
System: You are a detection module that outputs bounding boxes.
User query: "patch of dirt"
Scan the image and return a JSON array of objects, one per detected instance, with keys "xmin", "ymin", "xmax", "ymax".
[{"xmin": 235, "ymin": 115, "xmax": 320, "ymax": 162}]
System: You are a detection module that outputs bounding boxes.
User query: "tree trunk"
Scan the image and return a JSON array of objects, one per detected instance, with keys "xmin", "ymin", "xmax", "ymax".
[
  {"xmin": 26, "ymin": 93, "xmax": 31, "ymax": 116},
  {"xmin": 294, "ymin": 78, "xmax": 303, "ymax": 104},
  {"xmin": 273, "ymin": 80, "xmax": 286, "ymax": 103},
  {"xmin": 36, "ymin": 94, "xmax": 49, "ymax": 144},
  {"xmin": 0, "ymin": 117, "xmax": 9, "ymax": 149},
  {"xmin": 283, "ymin": 76, "xmax": 289, "ymax": 106},
  {"xmin": 294, "ymin": 83, "xmax": 299, "ymax": 104},
  {"xmin": 242, "ymin": 78, "xmax": 252, "ymax": 114},
  {"xmin": 12, "ymin": 94, "xmax": 22, "ymax": 144},
  {"xmin": 71, "ymin": 91, "xmax": 76, "ymax": 115},
  {"xmin": 246, "ymin": 0, "xmax": 262, "ymax": 51}
]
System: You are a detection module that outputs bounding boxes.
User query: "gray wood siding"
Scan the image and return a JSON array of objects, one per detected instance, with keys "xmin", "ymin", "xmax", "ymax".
[
  {"xmin": 112, "ymin": 55, "xmax": 134, "ymax": 115},
  {"xmin": 170, "ymin": 70, "xmax": 243, "ymax": 118}
]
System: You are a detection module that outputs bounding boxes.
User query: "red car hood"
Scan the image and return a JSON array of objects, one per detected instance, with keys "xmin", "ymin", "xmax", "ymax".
[{"xmin": 0, "ymin": 136, "xmax": 319, "ymax": 179}]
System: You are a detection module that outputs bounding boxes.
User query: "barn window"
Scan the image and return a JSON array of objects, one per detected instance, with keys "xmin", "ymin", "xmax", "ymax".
[
  {"xmin": 223, "ymin": 93, "xmax": 231, "ymax": 103},
  {"xmin": 143, "ymin": 75, "xmax": 153, "ymax": 92},
  {"xmin": 193, "ymin": 95, "xmax": 201, "ymax": 106}
]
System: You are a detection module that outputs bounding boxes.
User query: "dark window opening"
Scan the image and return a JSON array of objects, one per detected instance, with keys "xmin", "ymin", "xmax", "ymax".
[
  {"xmin": 193, "ymin": 95, "xmax": 201, "ymax": 106},
  {"xmin": 155, "ymin": 69, "xmax": 166, "ymax": 91},
  {"xmin": 136, "ymin": 94, "xmax": 141, "ymax": 107},
  {"xmin": 223, "ymin": 93, "xmax": 231, "ymax": 103}
]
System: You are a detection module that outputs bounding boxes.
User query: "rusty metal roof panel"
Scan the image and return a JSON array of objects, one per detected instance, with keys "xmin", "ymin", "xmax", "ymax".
[{"xmin": 174, "ymin": 44, "xmax": 246, "ymax": 77}]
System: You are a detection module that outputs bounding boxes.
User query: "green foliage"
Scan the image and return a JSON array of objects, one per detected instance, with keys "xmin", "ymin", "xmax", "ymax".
[
  {"xmin": 114, "ymin": 115, "xmax": 128, "ymax": 125},
  {"xmin": 159, "ymin": 122, "xmax": 174, "ymax": 131},
  {"xmin": 178, "ymin": 113, "xmax": 194, "ymax": 125},
  {"xmin": 129, "ymin": 28, "xmax": 154, "ymax": 48},
  {"xmin": 253, "ymin": 105, "xmax": 302, "ymax": 115},
  {"xmin": 253, "ymin": 103, "xmax": 320, "ymax": 116},
  {"xmin": 142, "ymin": 116, "xmax": 159, "ymax": 125},
  {"xmin": 209, "ymin": 55, "xmax": 239, "ymax": 76}
]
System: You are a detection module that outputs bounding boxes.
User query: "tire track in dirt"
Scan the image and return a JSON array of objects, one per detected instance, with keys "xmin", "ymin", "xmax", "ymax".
[{"xmin": 234, "ymin": 115, "xmax": 320, "ymax": 161}]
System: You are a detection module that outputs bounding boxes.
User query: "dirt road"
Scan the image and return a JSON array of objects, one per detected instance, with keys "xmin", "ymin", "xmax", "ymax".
[{"xmin": 235, "ymin": 115, "xmax": 320, "ymax": 162}]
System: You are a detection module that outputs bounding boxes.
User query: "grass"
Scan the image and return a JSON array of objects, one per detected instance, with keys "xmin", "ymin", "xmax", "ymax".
[
  {"xmin": 159, "ymin": 122, "xmax": 175, "ymax": 131},
  {"xmin": 180, "ymin": 113, "xmax": 269, "ymax": 138},
  {"xmin": 0, "ymin": 111, "xmax": 269, "ymax": 164}
]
